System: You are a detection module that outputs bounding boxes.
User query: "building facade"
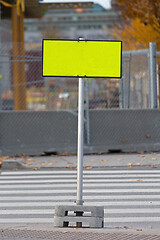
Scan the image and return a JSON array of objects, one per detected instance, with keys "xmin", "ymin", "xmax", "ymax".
[{"xmin": 24, "ymin": 1, "xmax": 122, "ymax": 43}]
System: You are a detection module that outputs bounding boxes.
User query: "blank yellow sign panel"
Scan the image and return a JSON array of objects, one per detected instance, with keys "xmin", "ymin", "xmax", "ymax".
[{"xmin": 42, "ymin": 39, "xmax": 122, "ymax": 78}]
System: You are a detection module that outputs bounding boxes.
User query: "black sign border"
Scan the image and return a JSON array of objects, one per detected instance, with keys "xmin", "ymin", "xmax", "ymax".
[{"xmin": 42, "ymin": 39, "xmax": 122, "ymax": 79}]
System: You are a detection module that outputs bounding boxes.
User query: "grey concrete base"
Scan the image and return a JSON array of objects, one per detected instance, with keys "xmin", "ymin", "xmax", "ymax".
[
  {"xmin": 54, "ymin": 216, "xmax": 104, "ymax": 228},
  {"xmin": 54, "ymin": 205, "xmax": 104, "ymax": 228}
]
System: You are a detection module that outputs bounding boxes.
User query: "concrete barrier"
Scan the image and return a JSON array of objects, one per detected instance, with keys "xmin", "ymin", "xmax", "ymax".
[
  {"xmin": 0, "ymin": 109, "xmax": 160, "ymax": 156},
  {"xmin": 0, "ymin": 110, "xmax": 78, "ymax": 156},
  {"xmin": 89, "ymin": 109, "xmax": 160, "ymax": 153}
]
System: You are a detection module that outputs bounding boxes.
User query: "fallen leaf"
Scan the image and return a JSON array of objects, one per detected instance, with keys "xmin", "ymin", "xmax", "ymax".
[
  {"xmin": 32, "ymin": 168, "xmax": 39, "ymax": 170},
  {"xmin": 151, "ymin": 165, "xmax": 158, "ymax": 168},
  {"xmin": 0, "ymin": 156, "xmax": 9, "ymax": 161},
  {"xmin": 66, "ymin": 165, "xmax": 73, "ymax": 168},
  {"xmin": 21, "ymin": 153, "xmax": 27, "ymax": 157},
  {"xmin": 124, "ymin": 226, "xmax": 130, "ymax": 229},
  {"xmin": 128, "ymin": 163, "xmax": 133, "ymax": 168},
  {"xmin": 101, "ymin": 160, "xmax": 107, "ymax": 162},
  {"xmin": 85, "ymin": 166, "xmax": 93, "ymax": 169},
  {"xmin": 137, "ymin": 151, "xmax": 144, "ymax": 154},
  {"xmin": 23, "ymin": 162, "xmax": 33, "ymax": 166},
  {"xmin": 47, "ymin": 163, "xmax": 54, "ymax": 166},
  {"xmin": 145, "ymin": 134, "xmax": 151, "ymax": 138},
  {"xmin": 136, "ymin": 229, "xmax": 142, "ymax": 231},
  {"xmin": 136, "ymin": 179, "xmax": 142, "ymax": 182}
]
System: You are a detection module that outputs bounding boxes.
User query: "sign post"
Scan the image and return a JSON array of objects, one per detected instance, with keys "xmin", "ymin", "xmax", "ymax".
[
  {"xmin": 42, "ymin": 38, "xmax": 122, "ymax": 228},
  {"xmin": 76, "ymin": 77, "xmax": 84, "ymax": 205}
]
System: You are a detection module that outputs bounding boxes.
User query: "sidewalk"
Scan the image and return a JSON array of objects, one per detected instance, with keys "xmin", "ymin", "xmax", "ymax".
[
  {"xmin": 1, "ymin": 152, "xmax": 160, "ymax": 170},
  {"xmin": 0, "ymin": 223, "xmax": 160, "ymax": 239}
]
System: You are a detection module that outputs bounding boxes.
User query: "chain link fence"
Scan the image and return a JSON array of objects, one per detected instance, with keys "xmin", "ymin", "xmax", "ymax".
[
  {"xmin": 122, "ymin": 51, "xmax": 149, "ymax": 109},
  {"xmin": 0, "ymin": 41, "xmax": 160, "ymax": 155},
  {"xmin": 0, "ymin": 43, "xmax": 119, "ymax": 111},
  {"xmin": 0, "ymin": 42, "xmax": 159, "ymax": 112}
]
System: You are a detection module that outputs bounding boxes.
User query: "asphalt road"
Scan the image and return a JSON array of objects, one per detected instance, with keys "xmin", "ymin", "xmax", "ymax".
[{"xmin": 0, "ymin": 167, "xmax": 160, "ymax": 233}]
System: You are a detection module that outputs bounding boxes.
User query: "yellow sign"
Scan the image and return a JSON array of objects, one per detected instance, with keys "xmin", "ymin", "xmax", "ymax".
[{"xmin": 42, "ymin": 39, "xmax": 122, "ymax": 78}]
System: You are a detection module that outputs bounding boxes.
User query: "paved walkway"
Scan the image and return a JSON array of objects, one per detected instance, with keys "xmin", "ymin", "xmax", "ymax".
[
  {"xmin": 0, "ymin": 225, "xmax": 160, "ymax": 240},
  {"xmin": 1, "ymin": 152, "xmax": 160, "ymax": 170}
]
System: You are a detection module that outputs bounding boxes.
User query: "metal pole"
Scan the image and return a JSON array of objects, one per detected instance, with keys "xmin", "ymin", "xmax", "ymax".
[
  {"xmin": 85, "ymin": 78, "xmax": 90, "ymax": 145},
  {"xmin": 149, "ymin": 42, "xmax": 157, "ymax": 108},
  {"xmin": 140, "ymin": 77, "xmax": 143, "ymax": 108},
  {"xmin": 123, "ymin": 72, "xmax": 127, "ymax": 109},
  {"xmin": 76, "ymin": 77, "xmax": 84, "ymax": 206},
  {"xmin": 0, "ymin": 3, "xmax": 2, "ymax": 110},
  {"xmin": 119, "ymin": 77, "xmax": 123, "ymax": 109},
  {"xmin": 127, "ymin": 53, "xmax": 131, "ymax": 108},
  {"xmin": 119, "ymin": 56, "xmax": 125, "ymax": 109}
]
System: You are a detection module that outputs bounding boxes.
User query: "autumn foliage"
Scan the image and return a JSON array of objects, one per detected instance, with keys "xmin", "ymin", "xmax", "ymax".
[{"xmin": 112, "ymin": 0, "xmax": 160, "ymax": 50}]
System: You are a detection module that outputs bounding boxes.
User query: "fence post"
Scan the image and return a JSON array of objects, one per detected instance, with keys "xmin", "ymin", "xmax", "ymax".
[
  {"xmin": 119, "ymin": 56, "xmax": 125, "ymax": 109},
  {"xmin": 149, "ymin": 42, "xmax": 157, "ymax": 108},
  {"xmin": 119, "ymin": 77, "xmax": 123, "ymax": 109},
  {"xmin": 0, "ymin": 3, "xmax": 2, "ymax": 110},
  {"xmin": 127, "ymin": 53, "xmax": 131, "ymax": 108}
]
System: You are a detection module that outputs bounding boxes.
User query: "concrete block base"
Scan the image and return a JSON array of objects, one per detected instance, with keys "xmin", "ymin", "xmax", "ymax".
[{"xmin": 54, "ymin": 205, "xmax": 104, "ymax": 228}]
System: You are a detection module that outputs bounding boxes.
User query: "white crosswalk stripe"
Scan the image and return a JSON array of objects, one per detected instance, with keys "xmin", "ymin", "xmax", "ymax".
[{"xmin": 0, "ymin": 169, "xmax": 160, "ymax": 229}]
